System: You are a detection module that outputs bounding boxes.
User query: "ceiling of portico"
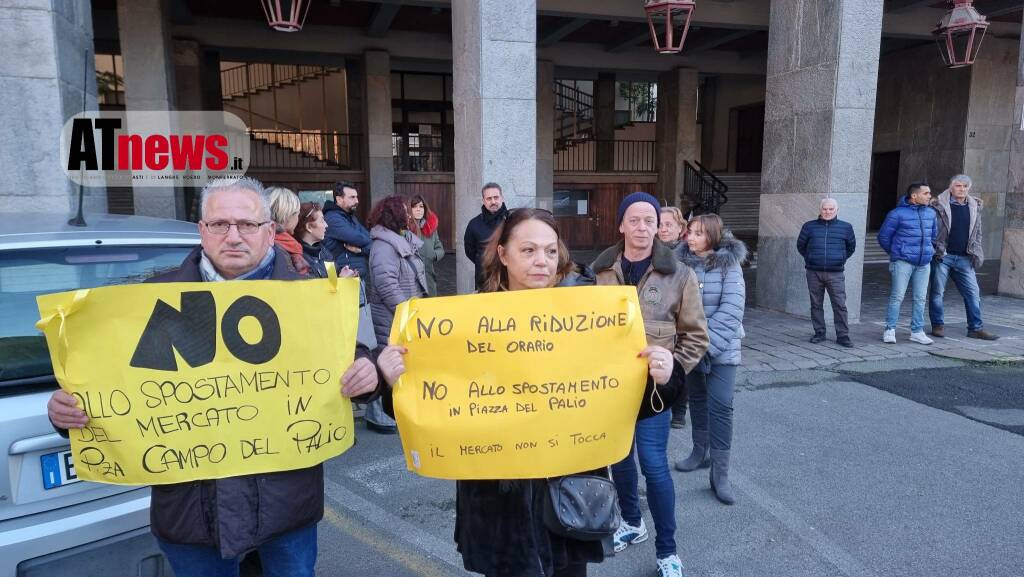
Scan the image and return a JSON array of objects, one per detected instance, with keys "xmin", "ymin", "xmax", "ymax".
[{"xmin": 92, "ymin": 0, "xmax": 1022, "ymax": 76}]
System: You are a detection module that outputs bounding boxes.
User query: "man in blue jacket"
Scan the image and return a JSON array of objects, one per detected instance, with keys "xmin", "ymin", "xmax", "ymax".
[
  {"xmin": 878, "ymin": 181, "xmax": 938, "ymax": 345},
  {"xmin": 322, "ymin": 181, "xmax": 372, "ymax": 279},
  {"xmin": 796, "ymin": 198, "xmax": 856, "ymax": 347}
]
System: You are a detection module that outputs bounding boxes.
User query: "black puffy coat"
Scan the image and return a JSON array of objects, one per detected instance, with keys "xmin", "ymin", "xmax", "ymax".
[
  {"xmin": 463, "ymin": 204, "xmax": 509, "ymax": 287},
  {"xmin": 796, "ymin": 217, "xmax": 856, "ymax": 272}
]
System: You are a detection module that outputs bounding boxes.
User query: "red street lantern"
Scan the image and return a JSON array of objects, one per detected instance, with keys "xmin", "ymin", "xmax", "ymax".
[
  {"xmin": 933, "ymin": 0, "xmax": 989, "ymax": 68},
  {"xmin": 260, "ymin": 0, "xmax": 311, "ymax": 32},
  {"xmin": 645, "ymin": 0, "xmax": 696, "ymax": 54}
]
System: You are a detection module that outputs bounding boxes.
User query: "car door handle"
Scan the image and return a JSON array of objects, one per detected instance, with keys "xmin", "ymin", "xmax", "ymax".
[{"xmin": 9, "ymin": 433, "xmax": 70, "ymax": 456}]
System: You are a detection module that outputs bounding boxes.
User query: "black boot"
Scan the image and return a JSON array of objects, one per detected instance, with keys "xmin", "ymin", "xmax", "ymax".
[
  {"xmin": 675, "ymin": 430, "xmax": 710, "ymax": 472},
  {"xmin": 709, "ymin": 449, "xmax": 735, "ymax": 505}
]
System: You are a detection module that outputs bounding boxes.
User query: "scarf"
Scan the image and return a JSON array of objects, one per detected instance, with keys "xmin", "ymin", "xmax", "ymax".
[{"xmin": 274, "ymin": 232, "xmax": 311, "ymax": 276}]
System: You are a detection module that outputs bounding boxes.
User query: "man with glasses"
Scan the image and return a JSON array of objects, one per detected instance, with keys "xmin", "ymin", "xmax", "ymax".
[
  {"xmin": 47, "ymin": 177, "xmax": 381, "ymax": 577},
  {"xmin": 878, "ymin": 181, "xmax": 938, "ymax": 345}
]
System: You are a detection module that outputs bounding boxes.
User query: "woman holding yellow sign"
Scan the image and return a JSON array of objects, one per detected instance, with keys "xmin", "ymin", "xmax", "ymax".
[{"xmin": 377, "ymin": 207, "xmax": 674, "ymax": 577}]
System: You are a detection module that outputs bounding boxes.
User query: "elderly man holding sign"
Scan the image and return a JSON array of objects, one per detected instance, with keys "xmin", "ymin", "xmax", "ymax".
[
  {"xmin": 377, "ymin": 207, "xmax": 675, "ymax": 577},
  {"xmin": 591, "ymin": 192, "xmax": 710, "ymax": 577},
  {"xmin": 45, "ymin": 177, "xmax": 380, "ymax": 577}
]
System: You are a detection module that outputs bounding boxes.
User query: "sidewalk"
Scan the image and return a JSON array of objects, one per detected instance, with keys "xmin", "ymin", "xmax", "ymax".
[{"xmin": 434, "ymin": 255, "xmax": 1024, "ymax": 370}]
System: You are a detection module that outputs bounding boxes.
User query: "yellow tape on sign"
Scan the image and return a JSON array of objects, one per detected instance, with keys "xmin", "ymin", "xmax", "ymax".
[
  {"xmin": 35, "ymin": 276, "xmax": 360, "ymax": 485},
  {"xmin": 389, "ymin": 285, "xmax": 649, "ymax": 480}
]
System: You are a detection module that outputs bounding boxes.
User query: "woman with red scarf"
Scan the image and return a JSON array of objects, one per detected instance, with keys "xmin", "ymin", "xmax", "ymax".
[
  {"xmin": 267, "ymin": 186, "xmax": 310, "ymax": 277},
  {"xmin": 409, "ymin": 194, "xmax": 446, "ymax": 296}
]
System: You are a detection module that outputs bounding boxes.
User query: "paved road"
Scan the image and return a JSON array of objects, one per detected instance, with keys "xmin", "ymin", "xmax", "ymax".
[{"xmin": 314, "ymin": 359, "xmax": 1024, "ymax": 577}]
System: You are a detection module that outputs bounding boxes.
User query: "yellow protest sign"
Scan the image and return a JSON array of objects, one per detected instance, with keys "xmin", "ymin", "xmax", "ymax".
[
  {"xmin": 35, "ymin": 275, "xmax": 360, "ymax": 485},
  {"xmin": 389, "ymin": 285, "xmax": 649, "ymax": 480}
]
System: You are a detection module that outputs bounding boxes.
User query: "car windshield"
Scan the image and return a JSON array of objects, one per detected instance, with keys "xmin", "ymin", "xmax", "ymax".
[{"xmin": 0, "ymin": 245, "xmax": 194, "ymax": 386}]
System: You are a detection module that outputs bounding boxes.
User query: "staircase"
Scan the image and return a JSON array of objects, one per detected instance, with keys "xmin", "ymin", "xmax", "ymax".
[
  {"xmin": 862, "ymin": 232, "xmax": 888, "ymax": 264},
  {"xmin": 221, "ymin": 63, "xmax": 340, "ymax": 101},
  {"xmin": 713, "ymin": 173, "xmax": 761, "ymax": 246}
]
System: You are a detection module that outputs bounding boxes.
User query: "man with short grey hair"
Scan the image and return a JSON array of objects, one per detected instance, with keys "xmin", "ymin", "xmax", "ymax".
[
  {"xmin": 928, "ymin": 174, "xmax": 998, "ymax": 340},
  {"xmin": 797, "ymin": 197, "xmax": 856, "ymax": 347},
  {"xmin": 47, "ymin": 177, "xmax": 382, "ymax": 576}
]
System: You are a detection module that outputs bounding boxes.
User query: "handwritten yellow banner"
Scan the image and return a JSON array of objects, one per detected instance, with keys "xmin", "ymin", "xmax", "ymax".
[
  {"xmin": 389, "ymin": 286, "xmax": 648, "ymax": 480},
  {"xmin": 35, "ymin": 276, "xmax": 360, "ymax": 485}
]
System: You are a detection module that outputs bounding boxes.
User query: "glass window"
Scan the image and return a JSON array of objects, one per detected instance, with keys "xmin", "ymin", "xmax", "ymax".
[
  {"xmin": 0, "ymin": 245, "xmax": 195, "ymax": 384},
  {"xmin": 552, "ymin": 189, "xmax": 591, "ymax": 217}
]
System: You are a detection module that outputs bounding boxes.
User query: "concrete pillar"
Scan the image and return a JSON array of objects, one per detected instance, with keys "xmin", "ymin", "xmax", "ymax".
[
  {"xmin": 0, "ymin": 0, "xmax": 105, "ymax": 214},
  {"xmin": 174, "ymin": 39, "xmax": 203, "ymax": 111},
  {"xmin": 755, "ymin": 0, "xmax": 883, "ymax": 323},
  {"xmin": 363, "ymin": 50, "xmax": 395, "ymax": 205},
  {"xmin": 452, "ymin": 0, "xmax": 537, "ymax": 294},
  {"xmin": 117, "ymin": 0, "xmax": 182, "ymax": 218},
  {"xmin": 998, "ymin": 14, "xmax": 1024, "ymax": 298},
  {"xmin": 537, "ymin": 60, "xmax": 555, "ymax": 210},
  {"xmin": 594, "ymin": 72, "xmax": 616, "ymax": 171},
  {"xmin": 656, "ymin": 67, "xmax": 699, "ymax": 206}
]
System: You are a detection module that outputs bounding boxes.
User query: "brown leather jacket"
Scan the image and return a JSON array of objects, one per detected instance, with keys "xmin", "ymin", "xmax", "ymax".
[{"xmin": 592, "ymin": 240, "xmax": 709, "ymax": 419}]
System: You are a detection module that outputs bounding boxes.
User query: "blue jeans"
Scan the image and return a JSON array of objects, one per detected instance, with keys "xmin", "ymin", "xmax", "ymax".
[
  {"xmin": 929, "ymin": 254, "xmax": 983, "ymax": 331},
  {"xmin": 157, "ymin": 524, "xmax": 317, "ymax": 577},
  {"xmin": 687, "ymin": 365, "xmax": 736, "ymax": 451},
  {"xmin": 611, "ymin": 410, "xmax": 676, "ymax": 559},
  {"xmin": 885, "ymin": 260, "xmax": 931, "ymax": 332}
]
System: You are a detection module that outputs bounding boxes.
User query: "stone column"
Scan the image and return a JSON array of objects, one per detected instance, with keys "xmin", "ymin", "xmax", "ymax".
[
  {"xmin": 174, "ymin": 39, "xmax": 203, "ymax": 111},
  {"xmin": 537, "ymin": 60, "xmax": 555, "ymax": 210},
  {"xmin": 594, "ymin": 72, "xmax": 616, "ymax": 171},
  {"xmin": 998, "ymin": 15, "xmax": 1024, "ymax": 298},
  {"xmin": 363, "ymin": 50, "xmax": 395, "ymax": 205},
  {"xmin": 755, "ymin": 0, "xmax": 883, "ymax": 323},
  {"xmin": 0, "ymin": 0, "xmax": 105, "ymax": 214},
  {"xmin": 117, "ymin": 0, "xmax": 182, "ymax": 218},
  {"xmin": 655, "ymin": 67, "xmax": 698, "ymax": 205},
  {"xmin": 452, "ymin": 0, "xmax": 537, "ymax": 294}
]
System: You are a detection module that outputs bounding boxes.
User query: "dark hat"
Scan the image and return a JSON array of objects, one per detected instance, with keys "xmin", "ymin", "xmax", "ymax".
[{"xmin": 617, "ymin": 192, "xmax": 661, "ymax": 226}]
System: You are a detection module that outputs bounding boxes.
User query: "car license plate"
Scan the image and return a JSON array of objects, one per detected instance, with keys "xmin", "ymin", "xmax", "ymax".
[{"xmin": 40, "ymin": 450, "xmax": 80, "ymax": 490}]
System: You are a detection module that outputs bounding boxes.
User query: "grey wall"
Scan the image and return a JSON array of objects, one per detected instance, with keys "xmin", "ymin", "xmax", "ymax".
[
  {"xmin": 707, "ymin": 75, "xmax": 766, "ymax": 173},
  {"xmin": 964, "ymin": 37, "xmax": 1019, "ymax": 260}
]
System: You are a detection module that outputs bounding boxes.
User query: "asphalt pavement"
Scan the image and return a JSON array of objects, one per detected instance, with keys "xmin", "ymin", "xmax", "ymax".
[{"xmin": 314, "ymin": 358, "xmax": 1024, "ymax": 577}]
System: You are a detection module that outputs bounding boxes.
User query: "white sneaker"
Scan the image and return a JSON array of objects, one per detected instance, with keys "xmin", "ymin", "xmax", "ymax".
[
  {"xmin": 910, "ymin": 331, "xmax": 934, "ymax": 345},
  {"xmin": 882, "ymin": 329, "xmax": 896, "ymax": 344},
  {"xmin": 657, "ymin": 554, "xmax": 684, "ymax": 577},
  {"xmin": 612, "ymin": 519, "xmax": 648, "ymax": 552}
]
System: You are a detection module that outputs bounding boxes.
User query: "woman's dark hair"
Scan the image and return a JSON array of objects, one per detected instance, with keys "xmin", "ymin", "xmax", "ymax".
[
  {"xmin": 689, "ymin": 213, "xmax": 724, "ymax": 252},
  {"xmin": 367, "ymin": 195, "xmax": 411, "ymax": 234},
  {"xmin": 294, "ymin": 202, "xmax": 323, "ymax": 242},
  {"xmin": 480, "ymin": 208, "xmax": 573, "ymax": 293},
  {"xmin": 409, "ymin": 194, "xmax": 431, "ymax": 237}
]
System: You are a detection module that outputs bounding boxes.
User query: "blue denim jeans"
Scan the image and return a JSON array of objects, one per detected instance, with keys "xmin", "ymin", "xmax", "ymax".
[
  {"xmin": 611, "ymin": 410, "xmax": 676, "ymax": 559},
  {"xmin": 929, "ymin": 254, "xmax": 983, "ymax": 331},
  {"xmin": 885, "ymin": 260, "xmax": 931, "ymax": 332},
  {"xmin": 157, "ymin": 524, "xmax": 317, "ymax": 577},
  {"xmin": 687, "ymin": 365, "xmax": 736, "ymax": 451}
]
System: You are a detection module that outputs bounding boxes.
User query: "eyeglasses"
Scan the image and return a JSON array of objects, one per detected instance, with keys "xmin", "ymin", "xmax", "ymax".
[{"xmin": 202, "ymin": 220, "xmax": 270, "ymax": 235}]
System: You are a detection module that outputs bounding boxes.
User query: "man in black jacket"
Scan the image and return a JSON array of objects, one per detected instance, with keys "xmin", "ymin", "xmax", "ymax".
[
  {"xmin": 463, "ymin": 182, "xmax": 509, "ymax": 289},
  {"xmin": 46, "ymin": 177, "xmax": 381, "ymax": 577},
  {"xmin": 796, "ymin": 198, "xmax": 856, "ymax": 347}
]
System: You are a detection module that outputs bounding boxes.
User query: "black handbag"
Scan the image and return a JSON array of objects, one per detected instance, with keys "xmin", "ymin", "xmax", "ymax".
[{"xmin": 542, "ymin": 473, "xmax": 621, "ymax": 541}]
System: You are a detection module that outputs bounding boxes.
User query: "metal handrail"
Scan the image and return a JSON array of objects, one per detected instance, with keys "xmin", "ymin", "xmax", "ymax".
[
  {"xmin": 554, "ymin": 139, "xmax": 655, "ymax": 172},
  {"xmin": 683, "ymin": 161, "xmax": 729, "ymax": 214},
  {"xmin": 248, "ymin": 130, "xmax": 362, "ymax": 170},
  {"xmin": 221, "ymin": 63, "xmax": 337, "ymax": 99}
]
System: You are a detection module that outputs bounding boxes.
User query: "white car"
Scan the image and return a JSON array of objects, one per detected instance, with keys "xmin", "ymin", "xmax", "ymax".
[{"xmin": 0, "ymin": 213, "xmax": 199, "ymax": 577}]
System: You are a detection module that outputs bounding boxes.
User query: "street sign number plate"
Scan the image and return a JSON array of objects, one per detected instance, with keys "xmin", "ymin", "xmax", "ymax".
[{"xmin": 40, "ymin": 450, "xmax": 80, "ymax": 490}]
